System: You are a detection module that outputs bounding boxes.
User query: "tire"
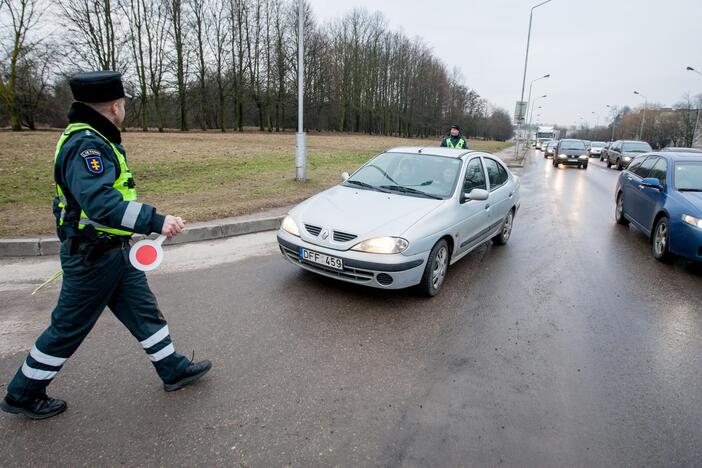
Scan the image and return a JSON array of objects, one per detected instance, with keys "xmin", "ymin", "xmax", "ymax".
[
  {"xmin": 606, "ymin": 158, "xmax": 612, "ymax": 168},
  {"xmin": 600, "ymin": 155, "xmax": 604, "ymax": 162},
  {"xmin": 492, "ymin": 209, "xmax": 515, "ymax": 246},
  {"xmin": 651, "ymin": 216, "xmax": 674, "ymax": 263},
  {"xmin": 582, "ymin": 163, "xmax": 588, "ymax": 169},
  {"xmin": 418, "ymin": 239, "xmax": 450, "ymax": 297},
  {"xmin": 615, "ymin": 193, "xmax": 629, "ymax": 226},
  {"xmin": 617, "ymin": 159, "xmax": 623, "ymax": 171}
]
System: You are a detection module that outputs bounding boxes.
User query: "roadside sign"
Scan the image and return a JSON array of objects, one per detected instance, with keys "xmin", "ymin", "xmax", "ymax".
[
  {"xmin": 514, "ymin": 101, "xmax": 528, "ymax": 124},
  {"xmin": 130, "ymin": 235, "xmax": 167, "ymax": 272}
]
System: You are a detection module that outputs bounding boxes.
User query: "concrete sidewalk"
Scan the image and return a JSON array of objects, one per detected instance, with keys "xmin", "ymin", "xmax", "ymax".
[
  {"xmin": 0, "ymin": 205, "xmax": 290, "ymax": 258},
  {"xmin": 495, "ymin": 145, "xmax": 525, "ymax": 168}
]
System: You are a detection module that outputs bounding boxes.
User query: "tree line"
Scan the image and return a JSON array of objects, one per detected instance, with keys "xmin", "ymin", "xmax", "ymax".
[
  {"xmin": 568, "ymin": 93, "xmax": 702, "ymax": 148},
  {"xmin": 0, "ymin": 0, "xmax": 514, "ymax": 141}
]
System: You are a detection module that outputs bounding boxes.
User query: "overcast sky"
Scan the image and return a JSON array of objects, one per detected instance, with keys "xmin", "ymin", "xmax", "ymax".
[{"xmin": 309, "ymin": 0, "xmax": 702, "ymax": 128}]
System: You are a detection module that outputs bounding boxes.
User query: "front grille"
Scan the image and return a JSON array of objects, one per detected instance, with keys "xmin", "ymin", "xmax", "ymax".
[
  {"xmin": 279, "ymin": 244, "xmax": 373, "ymax": 283},
  {"xmin": 305, "ymin": 224, "xmax": 322, "ymax": 236},
  {"xmin": 333, "ymin": 230, "xmax": 357, "ymax": 243},
  {"xmin": 376, "ymin": 273, "xmax": 394, "ymax": 286}
]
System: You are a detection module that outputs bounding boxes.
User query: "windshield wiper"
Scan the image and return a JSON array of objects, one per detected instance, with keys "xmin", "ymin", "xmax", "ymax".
[
  {"xmin": 678, "ymin": 188, "xmax": 702, "ymax": 192},
  {"xmin": 379, "ymin": 185, "xmax": 443, "ymax": 200},
  {"xmin": 345, "ymin": 180, "xmax": 390, "ymax": 193}
]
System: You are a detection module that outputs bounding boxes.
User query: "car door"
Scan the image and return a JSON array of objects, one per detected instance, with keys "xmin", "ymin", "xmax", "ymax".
[
  {"xmin": 627, "ymin": 156, "xmax": 658, "ymax": 225},
  {"xmin": 483, "ymin": 157, "xmax": 512, "ymax": 234},
  {"xmin": 637, "ymin": 157, "xmax": 668, "ymax": 232},
  {"xmin": 456, "ymin": 156, "xmax": 491, "ymax": 254}
]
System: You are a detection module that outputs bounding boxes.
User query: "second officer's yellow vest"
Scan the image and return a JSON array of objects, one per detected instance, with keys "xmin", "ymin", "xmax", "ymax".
[
  {"xmin": 54, "ymin": 122, "xmax": 137, "ymax": 236},
  {"xmin": 445, "ymin": 137, "xmax": 466, "ymax": 149}
]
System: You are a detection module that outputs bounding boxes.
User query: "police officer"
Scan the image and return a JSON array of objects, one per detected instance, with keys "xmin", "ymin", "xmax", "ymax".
[
  {"xmin": 1, "ymin": 71, "xmax": 212, "ymax": 420},
  {"xmin": 440, "ymin": 124, "xmax": 469, "ymax": 149}
]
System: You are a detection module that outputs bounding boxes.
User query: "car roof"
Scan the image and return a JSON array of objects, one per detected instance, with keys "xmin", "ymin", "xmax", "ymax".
[
  {"xmin": 639, "ymin": 151, "xmax": 702, "ymax": 162},
  {"xmin": 385, "ymin": 146, "xmax": 475, "ymax": 158},
  {"xmin": 660, "ymin": 147, "xmax": 702, "ymax": 153}
]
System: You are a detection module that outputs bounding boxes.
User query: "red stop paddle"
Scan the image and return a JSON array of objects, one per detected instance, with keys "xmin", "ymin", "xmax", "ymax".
[{"xmin": 129, "ymin": 235, "xmax": 166, "ymax": 271}]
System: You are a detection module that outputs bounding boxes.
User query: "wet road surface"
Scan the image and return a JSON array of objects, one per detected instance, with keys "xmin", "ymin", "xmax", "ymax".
[{"xmin": 1, "ymin": 151, "xmax": 701, "ymax": 467}]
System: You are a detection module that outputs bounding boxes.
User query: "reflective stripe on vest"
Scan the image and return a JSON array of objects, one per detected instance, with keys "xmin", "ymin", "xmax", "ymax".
[
  {"xmin": 54, "ymin": 123, "xmax": 138, "ymax": 237},
  {"xmin": 446, "ymin": 137, "xmax": 466, "ymax": 149}
]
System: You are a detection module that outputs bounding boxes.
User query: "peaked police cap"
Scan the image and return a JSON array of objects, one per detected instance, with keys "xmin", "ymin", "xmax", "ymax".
[{"xmin": 70, "ymin": 71, "xmax": 128, "ymax": 103}]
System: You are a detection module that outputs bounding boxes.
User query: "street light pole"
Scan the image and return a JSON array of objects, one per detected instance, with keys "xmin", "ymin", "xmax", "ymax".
[
  {"xmin": 525, "ymin": 74, "xmax": 550, "ymax": 144},
  {"xmin": 527, "ymin": 95, "xmax": 547, "ymax": 140},
  {"xmin": 687, "ymin": 66, "xmax": 702, "ymax": 147},
  {"xmin": 295, "ymin": 0, "xmax": 307, "ymax": 182},
  {"xmin": 516, "ymin": 0, "xmax": 553, "ymax": 159},
  {"xmin": 606, "ymin": 104, "xmax": 618, "ymax": 141},
  {"xmin": 634, "ymin": 90, "xmax": 647, "ymax": 140}
]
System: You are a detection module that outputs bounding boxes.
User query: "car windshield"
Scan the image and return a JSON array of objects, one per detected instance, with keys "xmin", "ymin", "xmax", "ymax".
[
  {"xmin": 622, "ymin": 142, "xmax": 652, "ymax": 152},
  {"xmin": 345, "ymin": 152, "xmax": 461, "ymax": 199},
  {"xmin": 560, "ymin": 140, "xmax": 586, "ymax": 150},
  {"xmin": 674, "ymin": 162, "xmax": 702, "ymax": 192},
  {"xmin": 591, "ymin": 142, "xmax": 606, "ymax": 147}
]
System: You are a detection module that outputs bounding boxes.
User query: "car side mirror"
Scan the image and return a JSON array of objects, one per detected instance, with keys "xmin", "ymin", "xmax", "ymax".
[
  {"xmin": 641, "ymin": 177, "xmax": 662, "ymax": 190},
  {"xmin": 462, "ymin": 188, "xmax": 489, "ymax": 203},
  {"xmin": 341, "ymin": 171, "xmax": 350, "ymax": 181}
]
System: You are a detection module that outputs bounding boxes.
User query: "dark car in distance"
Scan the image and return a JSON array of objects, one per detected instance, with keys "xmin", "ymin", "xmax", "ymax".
[
  {"xmin": 606, "ymin": 140, "xmax": 652, "ymax": 170},
  {"xmin": 553, "ymin": 139, "xmax": 589, "ymax": 169},
  {"xmin": 543, "ymin": 140, "xmax": 559, "ymax": 159}
]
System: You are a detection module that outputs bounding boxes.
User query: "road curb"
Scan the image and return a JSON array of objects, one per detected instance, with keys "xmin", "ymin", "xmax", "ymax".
[{"xmin": 0, "ymin": 215, "xmax": 285, "ymax": 258}]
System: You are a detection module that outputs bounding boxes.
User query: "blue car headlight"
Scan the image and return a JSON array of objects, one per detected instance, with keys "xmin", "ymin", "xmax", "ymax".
[{"xmin": 682, "ymin": 214, "xmax": 702, "ymax": 229}]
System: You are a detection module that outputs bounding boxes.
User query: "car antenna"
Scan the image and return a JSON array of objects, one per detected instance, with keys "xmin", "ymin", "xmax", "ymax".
[{"xmin": 418, "ymin": 148, "xmax": 423, "ymax": 153}]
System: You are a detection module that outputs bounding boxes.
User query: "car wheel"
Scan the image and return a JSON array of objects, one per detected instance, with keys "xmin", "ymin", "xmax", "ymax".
[
  {"xmin": 418, "ymin": 239, "xmax": 449, "ymax": 297},
  {"xmin": 606, "ymin": 158, "xmax": 611, "ymax": 168},
  {"xmin": 615, "ymin": 193, "xmax": 629, "ymax": 226},
  {"xmin": 600, "ymin": 155, "xmax": 604, "ymax": 161},
  {"xmin": 582, "ymin": 163, "xmax": 588, "ymax": 169},
  {"xmin": 651, "ymin": 217, "xmax": 674, "ymax": 263},
  {"xmin": 492, "ymin": 209, "xmax": 514, "ymax": 246},
  {"xmin": 617, "ymin": 159, "xmax": 623, "ymax": 171}
]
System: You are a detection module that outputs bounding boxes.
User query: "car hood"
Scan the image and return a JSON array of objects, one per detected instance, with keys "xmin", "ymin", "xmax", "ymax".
[
  {"xmin": 678, "ymin": 191, "xmax": 702, "ymax": 214},
  {"xmin": 291, "ymin": 185, "xmax": 443, "ymax": 249}
]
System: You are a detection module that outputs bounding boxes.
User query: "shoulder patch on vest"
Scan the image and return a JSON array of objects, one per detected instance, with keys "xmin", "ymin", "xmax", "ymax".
[{"xmin": 81, "ymin": 149, "xmax": 104, "ymax": 174}]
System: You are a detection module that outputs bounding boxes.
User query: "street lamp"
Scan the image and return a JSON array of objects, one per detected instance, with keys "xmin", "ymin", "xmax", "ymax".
[
  {"xmin": 686, "ymin": 66, "xmax": 702, "ymax": 147},
  {"xmin": 295, "ymin": 0, "xmax": 307, "ymax": 181},
  {"xmin": 633, "ymin": 90, "xmax": 648, "ymax": 140},
  {"xmin": 606, "ymin": 104, "xmax": 618, "ymax": 141},
  {"xmin": 516, "ymin": 0, "xmax": 554, "ymax": 158},
  {"xmin": 525, "ymin": 74, "xmax": 550, "ymax": 143},
  {"xmin": 527, "ymin": 94, "xmax": 547, "ymax": 143}
]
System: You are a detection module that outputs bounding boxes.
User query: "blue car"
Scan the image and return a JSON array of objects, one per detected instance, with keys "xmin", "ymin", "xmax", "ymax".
[{"xmin": 614, "ymin": 151, "xmax": 702, "ymax": 262}]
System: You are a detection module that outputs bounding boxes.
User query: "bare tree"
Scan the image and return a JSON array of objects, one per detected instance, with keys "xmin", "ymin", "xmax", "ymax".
[
  {"xmin": 0, "ymin": 0, "xmax": 42, "ymax": 131},
  {"xmin": 168, "ymin": 0, "xmax": 188, "ymax": 131},
  {"xmin": 58, "ymin": 0, "xmax": 120, "ymax": 71},
  {"xmin": 206, "ymin": 0, "xmax": 229, "ymax": 131},
  {"xmin": 120, "ymin": 0, "xmax": 149, "ymax": 130},
  {"xmin": 190, "ymin": 0, "xmax": 208, "ymax": 130}
]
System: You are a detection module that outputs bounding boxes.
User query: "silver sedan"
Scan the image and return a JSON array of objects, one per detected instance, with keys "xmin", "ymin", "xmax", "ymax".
[{"xmin": 277, "ymin": 146, "xmax": 521, "ymax": 296}]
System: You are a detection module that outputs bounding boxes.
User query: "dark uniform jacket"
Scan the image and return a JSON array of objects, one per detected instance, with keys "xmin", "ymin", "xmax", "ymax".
[{"xmin": 53, "ymin": 102, "xmax": 165, "ymax": 239}]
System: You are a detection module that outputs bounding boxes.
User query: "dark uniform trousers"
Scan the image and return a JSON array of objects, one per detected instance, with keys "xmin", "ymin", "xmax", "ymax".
[{"xmin": 7, "ymin": 241, "xmax": 190, "ymax": 402}]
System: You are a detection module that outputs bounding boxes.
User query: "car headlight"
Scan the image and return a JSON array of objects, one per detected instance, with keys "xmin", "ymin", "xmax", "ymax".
[
  {"xmin": 351, "ymin": 237, "xmax": 409, "ymax": 254},
  {"xmin": 579, "ymin": 155, "xmax": 588, "ymax": 159},
  {"xmin": 682, "ymin": 214, "xmax": 702, "ymax": 229},
  {"xmin": 281, "ymin": 215, "xmax": 300, "ymax": 237},
  {"xmin": 558, "ymin": 154, "xmax": 568, "ymax": 159},
  {"xmin": 623, "ymin": 156, "xmax": 632, "ymax": 161}
]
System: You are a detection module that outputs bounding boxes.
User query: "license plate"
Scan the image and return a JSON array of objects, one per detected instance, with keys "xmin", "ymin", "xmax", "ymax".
[
  {"xmin": 569, "ymin": 159, "xmax": 578, "ymax": 163},
  {"xmin": 300, "ymin": 248, "xmax": 343, "ymax": 270}
]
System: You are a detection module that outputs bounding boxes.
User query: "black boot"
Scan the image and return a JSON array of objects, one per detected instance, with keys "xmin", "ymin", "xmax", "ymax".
[
  {"xmin": 163, "ymin": 359, "xmax": 212, "ymax": 392},
  {"xmin": 1, "ymin": 394, "xmax": 67, "ymax": 420}
]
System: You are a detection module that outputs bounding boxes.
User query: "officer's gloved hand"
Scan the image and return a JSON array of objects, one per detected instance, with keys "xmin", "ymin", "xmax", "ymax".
[{"xmin": 162, "ymin": 215, "xmax": 185, "ymax": 238}]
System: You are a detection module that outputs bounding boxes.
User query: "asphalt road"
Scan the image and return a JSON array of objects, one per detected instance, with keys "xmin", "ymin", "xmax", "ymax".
[{"xmin": 1, "ymin": 152, "xmax": 701, "ymax": 467}]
